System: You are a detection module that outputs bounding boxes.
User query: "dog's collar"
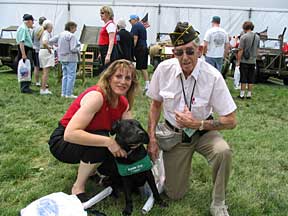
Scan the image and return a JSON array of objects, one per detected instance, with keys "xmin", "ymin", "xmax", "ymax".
[{"xmin": 127, "ymin": 144, "xmax": 142, "ymax": 156}]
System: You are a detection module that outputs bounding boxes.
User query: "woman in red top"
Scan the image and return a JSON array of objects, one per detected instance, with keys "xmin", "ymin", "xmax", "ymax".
[
  {"xmin": 48, "ymin": 59, "xmax": 138, "ymax": 201},
  {"xmin": 98, "ymin": 5, "xmax": 118, "ymax": 70}
]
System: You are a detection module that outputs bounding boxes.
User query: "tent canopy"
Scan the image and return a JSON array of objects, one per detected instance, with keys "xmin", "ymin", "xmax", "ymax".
[{"xmin": 0, "ymin": 1, "xmax": 287, "ymax": 44}]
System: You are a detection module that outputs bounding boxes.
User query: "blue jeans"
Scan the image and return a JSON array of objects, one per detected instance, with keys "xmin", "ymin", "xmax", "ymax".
[
  {"xmin": 205, "ymin": 56, "xmax": 223, "ymax": 72},
  {"xmin": 61, "ymin": 62, "xmax": 77, "ymax": 96}
]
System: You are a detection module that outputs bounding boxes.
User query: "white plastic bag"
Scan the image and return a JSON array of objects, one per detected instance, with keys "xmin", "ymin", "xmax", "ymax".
[
  {"xmin": 234, "ymin": 66, "xmax": 240, "ymax": 89},
  {"xmin": 20, "ymin": 192, "xmax": 87, "ymax": 216},
  {"xmin": 142, "ymin": 150, "xmax": 165, "ymax": 214},
  {"xmin": 17, "ymin": 59, "xmax": 31, "ymax": 82}
]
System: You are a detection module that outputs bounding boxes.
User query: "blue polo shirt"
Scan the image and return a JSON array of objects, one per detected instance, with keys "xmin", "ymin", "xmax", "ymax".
[
  {"xmin": 131, "ymin": 22, "xmax": 147, "ymax": 48},
  {"xmin": 16, "ymin": 23, "xmax": 33, "ymax": 48}
]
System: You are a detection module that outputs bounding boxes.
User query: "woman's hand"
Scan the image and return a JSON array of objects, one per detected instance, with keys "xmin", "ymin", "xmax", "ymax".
[
  {"xmin": 106, "ymin": 137, "xmax": 127, "ymax": 158},
  {"xmin": 104, "ymin": 54, "xmax": 111, "ymax": 65}
]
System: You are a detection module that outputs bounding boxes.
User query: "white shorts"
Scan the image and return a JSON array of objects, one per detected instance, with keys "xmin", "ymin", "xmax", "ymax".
[{"xmin": 39, "ymin": 49, "xmax": 55, "ymax": 68}]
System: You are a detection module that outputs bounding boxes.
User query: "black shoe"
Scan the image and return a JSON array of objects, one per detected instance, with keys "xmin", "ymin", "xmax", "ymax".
[
  {"xmin": 237, "ymin": 95, "xmax": 244, "ymax": 99},
  {"xmin": 246, "ymin": 96, "xmax": 252, "ymax": 99},
  {"xmin": 76, "ymin": 192, "xmax": 90, "ymax": 202},
  {"xmin": 21, "ymin": 88, "xmax": 33, "ymax": 94}
]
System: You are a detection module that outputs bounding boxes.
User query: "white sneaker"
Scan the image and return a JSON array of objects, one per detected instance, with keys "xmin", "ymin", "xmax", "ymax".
[
  {"xmin": 36, "ymin": 82, "xmax": 41, "ymax": 87},
  {"xmin": 40, "ymin": 89, "xmax": 52, "ymax": 95},
  {"xmin": 65, "ymin": 95, "xmax": 77, "ymax": 99},
  {"xmin": 210, "ymin": 205, "xmax": 230, "ymax": 216}
]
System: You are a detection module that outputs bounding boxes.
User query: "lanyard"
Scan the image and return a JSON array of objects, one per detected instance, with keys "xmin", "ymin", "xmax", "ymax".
[{"xmin": 179, "ymin": 74, "xmax": 196, "ymax": 111}]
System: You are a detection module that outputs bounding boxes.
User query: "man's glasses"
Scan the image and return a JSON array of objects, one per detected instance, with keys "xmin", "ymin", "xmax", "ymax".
[{"xmin": 173, "ymin": 47, "xmax": 195, "ymax": 56}]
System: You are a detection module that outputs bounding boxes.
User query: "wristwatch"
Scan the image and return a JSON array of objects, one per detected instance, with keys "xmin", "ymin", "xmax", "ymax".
[{"xmin": 199, "ymin": 120, "xmax": 205, "ymax": 131}]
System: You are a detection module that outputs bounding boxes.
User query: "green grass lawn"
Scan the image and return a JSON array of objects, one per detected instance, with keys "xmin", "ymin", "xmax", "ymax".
[{"xmin": 0, "ymin": 69, "xmax": 288, "ymax": 216}]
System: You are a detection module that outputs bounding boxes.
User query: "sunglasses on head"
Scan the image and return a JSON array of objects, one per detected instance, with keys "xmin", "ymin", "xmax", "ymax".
[{"xmin": 173, "ymin": 47, "xmax": 195, "ymax": 56}]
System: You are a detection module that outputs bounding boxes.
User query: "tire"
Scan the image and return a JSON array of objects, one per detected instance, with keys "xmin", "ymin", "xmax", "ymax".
[{"xmin": 255, "ymin": 62, "xmax": 269, "ymax": 83}]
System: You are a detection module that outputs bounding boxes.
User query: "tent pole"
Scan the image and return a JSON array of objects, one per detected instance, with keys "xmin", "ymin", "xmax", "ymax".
[
  {"xmin": 68, "ymin": 2, "xmax": 71, "ymax": 21},
  {"xmin": 157, "ymin": 4, "xmax": 161, "ymax": 35}
]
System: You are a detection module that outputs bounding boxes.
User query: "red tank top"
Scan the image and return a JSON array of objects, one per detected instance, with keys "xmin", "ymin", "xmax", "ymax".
[
  {"xmin": 98, "ymin": 20, "xmax": 117, "ymax": 45},
  {"xmin": 60, "ymin": 85, "xmax": 128, "ymax": 131}
]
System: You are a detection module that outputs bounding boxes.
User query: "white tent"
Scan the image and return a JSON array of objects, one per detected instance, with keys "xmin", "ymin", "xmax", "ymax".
[{"xmin": 1, "ymin": 0, "xmax": 288, "ymax": 44}]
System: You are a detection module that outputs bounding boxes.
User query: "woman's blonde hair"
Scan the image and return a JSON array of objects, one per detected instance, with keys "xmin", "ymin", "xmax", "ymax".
[
  {"xmin": 42, "ymin": 20, "xmax": 53, "ymax": 30},
  {"xmin": 100, "ymin": 5, "xmax": 114, "ymax": 20},
  {"xmin": 97, "ymin": 59, "xmax": 139, "ymax": 110}
]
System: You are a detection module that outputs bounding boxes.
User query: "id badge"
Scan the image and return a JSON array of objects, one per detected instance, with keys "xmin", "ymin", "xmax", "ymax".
[{"xmin": 183, "ymin": 127, "xmax": 196, "ymax": 138}]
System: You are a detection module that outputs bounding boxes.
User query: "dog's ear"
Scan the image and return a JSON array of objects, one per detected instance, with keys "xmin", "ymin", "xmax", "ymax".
[{"xmin": 111, "ymin": 120, "xmax": 120, "ymax": 135}]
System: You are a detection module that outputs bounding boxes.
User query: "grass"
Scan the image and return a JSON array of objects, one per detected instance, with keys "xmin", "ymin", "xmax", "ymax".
[{"xmin": 0, "ymin": 68, "xmax": 288, "ymax": 216}]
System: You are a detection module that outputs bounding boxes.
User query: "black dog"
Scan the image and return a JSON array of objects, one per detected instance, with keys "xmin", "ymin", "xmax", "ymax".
[{"xmin": 98, "ymin": 119, "xmax": 167, "ymax": 215}]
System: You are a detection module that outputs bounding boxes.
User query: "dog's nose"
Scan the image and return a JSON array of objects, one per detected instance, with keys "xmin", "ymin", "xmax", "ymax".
[{"xmin": 137, "ymin": 130, "xmax": 145, "ymax": 136}]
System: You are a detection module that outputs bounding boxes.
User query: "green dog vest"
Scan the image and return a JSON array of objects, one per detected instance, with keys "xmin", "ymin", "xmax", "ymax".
[{"xmin": 115, "ymin": 154, "xmax": 153, "ymax": 176}]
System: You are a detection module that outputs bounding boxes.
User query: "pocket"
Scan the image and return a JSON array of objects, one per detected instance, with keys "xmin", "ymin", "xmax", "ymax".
[{"xmin": 160, "ymin": 91, "xmax": 175, "ymax": 113}]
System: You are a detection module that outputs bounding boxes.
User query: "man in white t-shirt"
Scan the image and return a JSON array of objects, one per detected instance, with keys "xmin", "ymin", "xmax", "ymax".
[{"xmin": 203, "ymin": 16, "xmax": 229, "ymax": 72}]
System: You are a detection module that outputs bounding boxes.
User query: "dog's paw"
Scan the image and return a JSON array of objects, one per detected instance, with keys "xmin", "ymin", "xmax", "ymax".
[
  {"xmin": 155, "ymin": 199, "xmax": 168, "ymax": 208},
  {"xmin": 110, "ymin": 188, "xmax": 120, "ymax": 199}
]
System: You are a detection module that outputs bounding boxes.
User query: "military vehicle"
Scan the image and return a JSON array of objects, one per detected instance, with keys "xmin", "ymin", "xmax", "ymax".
[
  {"xmin": 149, "ymin": 33, "xmax": 174, "ymax": 69},
  {"xmin": 0, "ymin": 26, "xmax": 18, "ymax": 71},
  {"xmin": 256, "ymin": 27, "xmax": 288, "ymax": 85}
]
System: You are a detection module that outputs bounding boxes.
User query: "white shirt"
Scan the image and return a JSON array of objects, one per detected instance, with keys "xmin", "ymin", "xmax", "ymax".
[
  {"xmin": 40, "ymin": 30, "xmax": 52, "ymax": 48},
  {"xmin": 147, "ymin": 58, "xmax": 237, "ymax": 128},
  {"xmin": 204, "ymin": 27, "xmax": 229, "ymax": 58},
  {"xmin": 106, "ymin": 22, "xmax": 116, "ymax": 34}
]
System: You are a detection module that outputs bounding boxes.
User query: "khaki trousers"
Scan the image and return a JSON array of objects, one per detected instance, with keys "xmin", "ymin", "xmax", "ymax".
[{"xmin": 163, "ymin": 130, "xmax": 232, "ymax": 204}]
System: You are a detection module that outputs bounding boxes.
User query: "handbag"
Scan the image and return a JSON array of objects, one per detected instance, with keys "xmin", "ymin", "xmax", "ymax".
[{"xmin": 155, "ymin": 123, "xmax": 182, "ymax": 151}]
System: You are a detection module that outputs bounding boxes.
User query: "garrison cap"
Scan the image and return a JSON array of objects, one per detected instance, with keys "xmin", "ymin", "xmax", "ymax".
[
  {"xmin": 23, "ymin": 14, "xmax": 34, "ymax": 21},
  {"xmin": 169, "ymin": 22, "xmax": 200, "ymax": 47}
]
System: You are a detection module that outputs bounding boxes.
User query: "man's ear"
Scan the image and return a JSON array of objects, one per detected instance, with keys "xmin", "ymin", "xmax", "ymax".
[
  {"xmin": 111, "ymin": 120, "xmax": 120, "ymax": 135},
  {"xmin": 197, "ymin": 45, "xmax": 203, "ymax": 57}
]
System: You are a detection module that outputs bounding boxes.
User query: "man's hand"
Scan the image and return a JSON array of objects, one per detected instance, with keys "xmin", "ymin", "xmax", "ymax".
[
  {"xmin": 21, "ymin": 53, "xmax": 27, "ymax": 60},
  {"xmin": 175, "ymin": 106, "xmax": 200, "ymax": 129},
  {"xmin": 148, "ymin": 138, "xmax": 159, "ymax": 162}
]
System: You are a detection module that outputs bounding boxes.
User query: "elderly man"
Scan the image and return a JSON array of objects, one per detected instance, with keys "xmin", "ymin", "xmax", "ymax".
[
  {"xmin": 129, "ymin": 14, "xmax": 149, "ymax": 93},
  {"xmin": 203, "ymin": 16, "xmax": 230, "ymax": 72},
  {"xmin": 147, "ymin": 22, "xmax": 237, "ymax": 216},
  {"xmin": 16, "ymin": 14, "xmax": 35, "ymax": 93}
]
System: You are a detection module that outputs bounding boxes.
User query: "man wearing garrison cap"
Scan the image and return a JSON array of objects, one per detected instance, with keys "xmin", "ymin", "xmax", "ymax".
[
  {"xmin": 147, "ymin": 22, "xmax": 237, "ymax": 216},
  {"xmin": 16, "ymin": 13, "xmax": 35, "ymax": 93}
]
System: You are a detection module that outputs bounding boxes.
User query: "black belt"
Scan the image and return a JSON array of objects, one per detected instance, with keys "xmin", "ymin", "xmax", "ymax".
[
  {"xmin": 165, "ymin": 120, "xmax": 182, "ymax": 133},
  {"xmin": 165, "ymin": 115, "xmax": 213, "ymax": 142}
]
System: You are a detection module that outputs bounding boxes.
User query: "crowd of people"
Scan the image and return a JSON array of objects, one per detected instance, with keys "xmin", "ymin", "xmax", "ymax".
[
  {"xmin": 14, "ymin": 7, "xmax": 265, "ymax": 216},
  {"xmin": 16, "ymin": 5, "xmax": 150, "ymax": 97}
]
